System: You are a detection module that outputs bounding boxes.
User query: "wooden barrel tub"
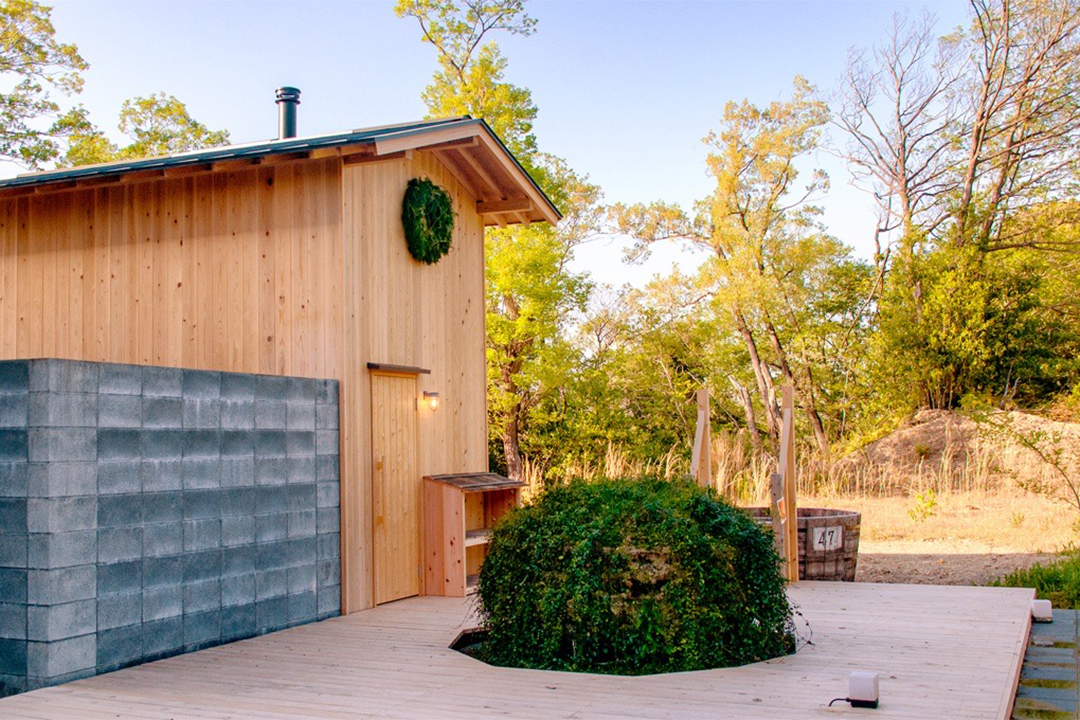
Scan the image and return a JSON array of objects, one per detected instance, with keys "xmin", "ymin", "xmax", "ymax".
[{"xmin": 744, "ymin": 507, "xmax": 861, "ymax": 581}]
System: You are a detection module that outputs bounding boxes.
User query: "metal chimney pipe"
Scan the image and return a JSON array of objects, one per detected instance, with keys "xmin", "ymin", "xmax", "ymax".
[{"xmin": 275, "ymin": 87, "xmax": 301, "ymax": 140}]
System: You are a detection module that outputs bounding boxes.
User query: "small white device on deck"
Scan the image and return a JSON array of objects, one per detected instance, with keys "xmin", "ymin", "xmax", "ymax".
[
  {"xmin": 848, "ymin": 671, "xmax": 880, "ymax": 709},
  {"xmin": 1032, "ymin": 599, "xmax": 1053, "ymax": 623}
]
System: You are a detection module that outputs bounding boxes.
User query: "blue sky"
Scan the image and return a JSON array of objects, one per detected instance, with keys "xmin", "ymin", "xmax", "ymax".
[{"xmin": 42, "ymin": 0, "xmax": 970, "ymax": 287}]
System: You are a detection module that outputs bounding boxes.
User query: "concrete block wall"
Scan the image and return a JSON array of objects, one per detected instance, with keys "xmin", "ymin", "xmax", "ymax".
[{"xmin": 0, "ymin": 359, "xmax": 341, "ymax": 697}]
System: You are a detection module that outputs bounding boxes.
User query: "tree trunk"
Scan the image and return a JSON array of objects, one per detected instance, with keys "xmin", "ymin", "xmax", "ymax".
[
  {"xmin": 761, "ymin": 314, "xmax": 830, "ymax": 456},
  {"xmin": 730, "ymin": 377, "xmax": 763, "ymax": 456},
  {"xmin": 733, "ymin": 307, "xmax": 781, "ymax": 451},
  {"xmin": 502, "ymin": 409, "xmax": 524, "ymax": 482}
]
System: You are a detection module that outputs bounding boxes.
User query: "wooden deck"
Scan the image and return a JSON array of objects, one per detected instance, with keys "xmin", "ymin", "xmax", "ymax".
[{"xmin": 1, "ymin": 582, "xmax": 1034, "ymax": 719}]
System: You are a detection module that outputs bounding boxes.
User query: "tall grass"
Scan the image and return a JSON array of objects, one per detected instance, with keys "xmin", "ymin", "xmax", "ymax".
[{"xmin": 995, "ymin": 549, "xmax": 1080, "ymax": 609}]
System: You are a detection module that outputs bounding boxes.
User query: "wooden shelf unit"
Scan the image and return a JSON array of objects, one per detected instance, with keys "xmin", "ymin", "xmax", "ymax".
[{"xmin": 423, "ymin": 472, "xmax": 524, "ymax": 597}]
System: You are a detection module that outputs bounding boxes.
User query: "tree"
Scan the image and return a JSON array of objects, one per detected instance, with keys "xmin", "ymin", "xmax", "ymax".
[
  {"xmin": 61, "ymin": 93, "xmax": 230, "ymax": 166},
  {"xmin": 0, "ymin": 0, "xmax": 87, "ymax": 167}
]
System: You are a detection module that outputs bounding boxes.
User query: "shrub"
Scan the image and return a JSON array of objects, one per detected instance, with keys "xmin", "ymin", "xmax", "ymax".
[
  {"xmin": 995, "ymin": 548, "xmax": 1080, "ymax": 609},
  {"xmin": 476, "ymin": 477, "xmax": 794, "ymax": 675}
]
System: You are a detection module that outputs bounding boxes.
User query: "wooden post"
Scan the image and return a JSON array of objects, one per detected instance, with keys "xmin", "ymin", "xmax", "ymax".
[
  {"xmin": 690, "ymin": 388, "xmax": 711, "ymax": 488},
  {"xmin": 769, "ymin": 471, "xmax": 786, "ymax": 562},
  {"xmin": 777, "ymin": 386, "xmax": 798, "ymax": 582}
]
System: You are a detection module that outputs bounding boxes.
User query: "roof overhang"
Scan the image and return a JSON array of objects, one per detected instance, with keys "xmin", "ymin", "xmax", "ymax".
[{"xmin": 0, "ymin": 117, "xmax": 561, "ymax": 227}]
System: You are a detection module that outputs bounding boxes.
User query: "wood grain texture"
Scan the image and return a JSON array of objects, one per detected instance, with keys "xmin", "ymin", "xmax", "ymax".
[
  {"xmin": 0, "ymin": 583, "xmax": 1035, "ymax": 719},
  {"xmin": 0, "ymin": 149, "xmax": 489, "ymax": 615}
]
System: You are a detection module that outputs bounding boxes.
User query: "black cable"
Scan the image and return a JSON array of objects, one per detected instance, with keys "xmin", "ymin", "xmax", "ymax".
[{"xmin": 828, "ymin": 697, "xmax": 850, "ymax": 707}]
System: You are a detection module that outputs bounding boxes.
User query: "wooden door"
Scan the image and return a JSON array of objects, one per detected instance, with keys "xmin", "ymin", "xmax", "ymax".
[{"xmin": 371, "ymin": 372, "xmax": 421, "ymax": 604}]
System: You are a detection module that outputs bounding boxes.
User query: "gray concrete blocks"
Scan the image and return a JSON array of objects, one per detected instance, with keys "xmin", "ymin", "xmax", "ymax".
[{"xmin": 0, "ymin": 359, "xmax": 340, "ymax": 698}]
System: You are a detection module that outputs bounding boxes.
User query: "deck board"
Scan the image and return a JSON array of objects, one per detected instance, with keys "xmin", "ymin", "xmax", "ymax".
[{"xmin": 0, "ymin": 582, "xmax": 1033, "ymax": 719}]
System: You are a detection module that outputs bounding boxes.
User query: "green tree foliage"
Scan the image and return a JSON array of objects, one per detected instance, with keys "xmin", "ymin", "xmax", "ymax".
[
  {"xmin": 0, "ymin": 0, "xmax": 87, "ymax": 167},
  {"xmin": 477, "ymin": 477, "xmax": 794, "ymax": 674},
  {"xmin": 62, "ymin": 93, "xmax": 230, "ymax": 166}
]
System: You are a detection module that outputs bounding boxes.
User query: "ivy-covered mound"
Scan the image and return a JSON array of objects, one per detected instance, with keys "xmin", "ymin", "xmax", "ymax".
[{"xmin": 476, "ymin": 477, "xmax": 794, "ymax": 675}]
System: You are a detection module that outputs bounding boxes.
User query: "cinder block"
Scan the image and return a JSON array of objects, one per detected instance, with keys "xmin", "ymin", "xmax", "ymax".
[
  {"xmin": 142, "ymin": 555, "xmax": 183, "ymax": 588},
  {"xmin": 183, "ymin": 519, "xmax": 221, "ymax": 553},
  {"xmin": 317, "ymin": 508, "xmax": 340, "ymax": 534},
  {"xmin": 317, "ymin": 482, "xmax": 339, "ymax": 509},
  {"xmin": 183, "ymin": 399, "xmax": 220, "ymax": 429},
  {"xmin": 285, "ymin": 431, "xmax": 314, "ymax": 458},
  {"xmin": 96, "ymin": 623, "xmax": 141, "ymax": 670},
  {"xmin": 27, "ymin": 462, "xmax": 95, "ymax": 497},
  {"xmin": 286, "ymin": 457, "xmax": 315, "ymax": 485},
  {"xmin": 286, "ymin": 537, "xmax": 317, "ymax": 567},
  {"xmin": 182, "ymin": 370, "xmax": 221, "ymax": 399},
  {"xmin": 220, "ymin": 458, "xmax": 255, "ymax": 487},
  {"xmin": 183, "ymin": 578, "xmax": 220, "ymax": 614},
  {"xmin": 220, "ymin": 400, "xmax": 255, "ymax": 430},
  {"xmin": 0, "ymin": 533, "xmax": 27, "ymax": 568},
  {"xmin": 0, "ymin": 429, "xmax": 28, "ymax": 462},
  {"xmin": 27, "ymin": 600, "xmax": 95, "ymax": 642},
  {"xmin": 28, "ymin": 633, "xmax": 95, "ymax": 678},
  {"xmin": 142, "ymin": 430, "xmax": 183, "ymax": 461},
  {"xmin": 183, "ymin": 609, "xmax": 220, "ymax": 650},
  {"xmin": 287, "ymin": 564, "xmax": 316, "ymax": 595},
  {"xmin": 221, "ymin": 487, "xmax": 256, "ymax": 517},
  {"xmin": 220, "ymin": 374, "xmax": 255, "ymax": 401},
  {"xmin": 97, "ymin": 494, "xmax": 141, "ymax": 528},
  {"xmin": 97, "ymin": 428, "xmax": 142, "ymax": 462},
  {"xmin": 221, "ymin": 516, "xmax": 255, "ymax": 547},
  {"xmin": 287, "ymin": 484, "xmax": 316, "ymax": 511},
  {"xmin": 99, "ymin": 461, "xmax": 141, "ymax": 495},
  {"xmin": 182, "ymin": 550, "xmax": 222, "ymax": 583},
  {"xmin": 142, "ymin": 523, "xmax": 183, "ymax": 557},
  {"xmin": 0, "ymin": 361, "xmax": 30, "ymax": 394},
  {"xmin": 142, "ymin": 616, "xmax": 183, "ymax": 659},
  {"xmin": 182, "ymin": 458, "xmax": 220, "ymax": 490},
  {"xmin": 221, "ymin": 430, "xmax": 255, "ymax": 458},
  {"xmin": 183, "ymin": 489, "xmax": 221, "ymax": 520},
  {"xmin": 0, "ymin": 602, "xmax": 26, "ymax": 639},
  {"xmin": 254, "ymin": 431, "xmax": 286, "ymax": 459},
  {"xmin": 183, "ymin": 430, "xmax": 220, "ymax": 459},
  {"xmin": 315, "ymin": 430, "xmax": 339, "ymax": 457},
  {"xmin": 286, "ymin": 378, "xmax": 315, "ymax": 403},
  {"xmin": 27, "ymin": 531, "xmax": 97, "ymax": 570},
  {"xmin": 0, "ymin": 461, "xmax": 29, "ymax": 498},
  {"xmin": 220, "ymin": 573, "xmax": 255, "ymax": 608},
  {"xmin": 0, "ymin": 638, "xmax": 26, "ymax": 675},
  {"xmin": 0, "ymin": 568, "xmax": 28, "ymax": 604},
  {"xmin": 316, "ymin": 455, "xmax": 339, "ymax": 483},
  {"xmin": 286, "ymin": 403, "xmax": 315, "ymax": 431},
  {"xmin": 255, "ymin": 458, "xmax": 287, "ymax": 486},
  {"xmin": 255, "ymin": 513, "xmax": 288, "ymax": 543},
  {"xmin": 254, "ymin": 401, "xmax": 287, "ymax": 430},
  {"xmin": 0, "ymin": 497, "xmax": 27, "ymax": 533},
  {"xmin": 256, "ymin": 542, "xmax": 288, "ymax": 572},
  {"xmin": 315, "ymin": 380, "xmax": 338, "ymax": 406},
  {"xmin": 29, "ymin": 393, "xmax": 97, "ymax": 428},
  {"xmin": 222, "ymin": 545, "xmax": 255, "ymax": 576},
  {"xmin": 28, "ymin": 428, "xmax": 95, "ymax": 463},
  {"xmin": 255, "ymin": 376, "xmax": 287, "ymax": 401},
  {"xmin": 288, "ymin": 590, "xmax": 317, "ymax": 623},
  {"xmin": 221, "ymin": 602, "xmax": 256, "ymax": 641},
  {"xmin": 315, "ymin": 404, "xmax": 338, "ymax": 430},
  {"xmin": 317, "ymin": 533, "xmax": 340, "ymax": 561},
  {"xmin": 98, "ymin": 394, "xmax": 141, "ymax": 428},
  {"xmin": 317, "ymin": 559, "xmax": 340, "ymax": 588},
  {"xmin": 0, "ymin": 672, "xmax": 28, "ymax": 695},
  {"xmin": 142, "ymin": 397, "xmax": 183, "ymax": 429},
  {"xmin": 98, "ymin": 560, "xmax": 141, "ymax": 596},
  {"xmin": 143, "ymin": 586, "xmax": 182, "ymax": 622},
  {"xmin": 317, "ymin": 584, "xmax": 341, "ymax": 617},
  {"xmin": 142, "ymin": 367, "xmax": 182, "ymax": 398},
  {"xmin": 27, "ymin": 496, "xmax": 96, "ymax": 533},
  {"xmin": 31, "ymin": 361, "xmax": 97, "ymax": 395},
  {"xmin": 287, "ymin": 510, "xmax": 316, "ymax": 539},
  {"xmin": 98, "ymin": 364, "xmax": 142, "ymax": 396},
  {"xmin": 142, "ymin": 460, "xmax": 182, "ymax": 492},
  {"xmin": 255, "ymin": 596, "xmax": 288, "ymax": 633},
  {"xmin": 97, "ymin": 527, "xmax": 142, "ymax": 563},
  {"xmin": 0, "ymin": 393, "xmax": 28, "ymax": 428},
  {"xmin": 142, "ymin": 491, "xmax": 182, "ymax": 525},
  {"xmin": 97, "ymin": 592, "xmax": 141, "ymax": 631}
]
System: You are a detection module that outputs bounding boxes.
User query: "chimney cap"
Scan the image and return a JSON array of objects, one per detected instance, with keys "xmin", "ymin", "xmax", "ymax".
[{"xmin": 276, "ymin": 87, "xmax": 301, "ymax": 103}]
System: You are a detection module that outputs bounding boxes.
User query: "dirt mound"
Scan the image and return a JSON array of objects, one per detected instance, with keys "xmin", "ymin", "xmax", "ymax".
[{"xmin": 842, "ymin": 409, "xmax": 1080, "ymax": 493}]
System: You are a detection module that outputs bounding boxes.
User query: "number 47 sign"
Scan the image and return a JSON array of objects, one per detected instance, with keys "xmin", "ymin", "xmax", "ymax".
[{"xmin": 812, "ymin": 525, "xmax": 843, "ymax": 552}]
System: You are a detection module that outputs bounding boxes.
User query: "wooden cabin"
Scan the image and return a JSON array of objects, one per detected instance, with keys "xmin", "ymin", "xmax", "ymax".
[{"xmin": 0, "ymin": 107, "xmax": 559, "ymax": 614}]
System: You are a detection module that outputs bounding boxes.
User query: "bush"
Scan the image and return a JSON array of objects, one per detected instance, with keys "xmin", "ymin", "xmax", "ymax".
[
  {"xmin": 476, "ymin": 477, "xmax": 794, "ymax": 675},
  {"xmin": 995, "ymin": 548, "xmax": 1080, "ymax": 609}
]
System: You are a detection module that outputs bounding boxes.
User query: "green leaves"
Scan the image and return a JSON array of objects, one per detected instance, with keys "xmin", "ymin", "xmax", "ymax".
[
  {"xmin": 477, "ymin": 477, "xmax": 794, "ymax": 674},
  {"xmin": 401, "ymin": 177, "xmax": 455, "ymax": 264}
]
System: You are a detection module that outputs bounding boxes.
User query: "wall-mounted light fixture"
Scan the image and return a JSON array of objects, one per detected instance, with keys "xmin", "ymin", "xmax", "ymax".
[{"xmin": 423, "ymin": 391, "xmax": 440, "ymax": 412}]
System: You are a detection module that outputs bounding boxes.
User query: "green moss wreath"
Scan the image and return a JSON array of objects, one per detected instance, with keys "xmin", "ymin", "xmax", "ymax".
[{"xmin": 402, "ymin": 177, "xmax": 454, "ymax": 264}]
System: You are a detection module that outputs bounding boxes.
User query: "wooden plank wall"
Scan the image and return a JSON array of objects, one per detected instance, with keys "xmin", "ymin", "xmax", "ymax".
[
  {"xmin": 0, "ymin": 149, "xmax": 489, "ymax": 615},
  {"xmin": 341, "ymin": 151, "xmax": 487, "ymax": 613}
]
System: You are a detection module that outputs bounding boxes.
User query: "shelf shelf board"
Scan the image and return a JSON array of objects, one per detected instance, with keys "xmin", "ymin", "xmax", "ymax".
[{"xmin": 464, "ymin": 529, "xmax": 492, "ymax": 547}]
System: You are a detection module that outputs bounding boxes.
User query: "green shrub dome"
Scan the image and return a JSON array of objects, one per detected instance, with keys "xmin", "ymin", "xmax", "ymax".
[{"xmin": 476, "ymin": 477, "xmax": 794, "ymax": 675}]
